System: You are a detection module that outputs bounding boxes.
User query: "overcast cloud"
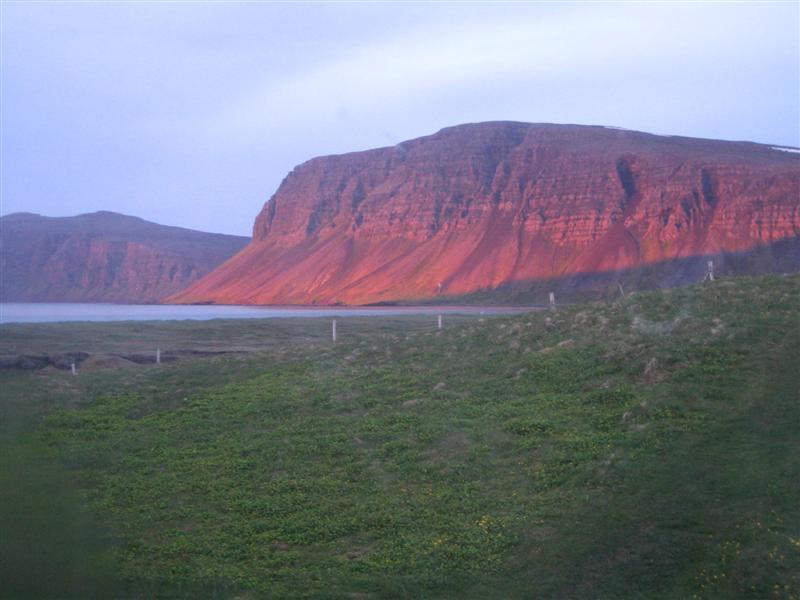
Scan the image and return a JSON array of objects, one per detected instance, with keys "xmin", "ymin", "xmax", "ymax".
[{"xmin": 2, "ymin": 2, "xmax": 798, "ymax": 235}]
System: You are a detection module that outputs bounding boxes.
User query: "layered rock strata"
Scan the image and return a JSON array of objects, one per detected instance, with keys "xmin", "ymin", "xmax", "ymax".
[{"xmin": 170, "ymin": 122, "xmax": 800, "ymax": 305}]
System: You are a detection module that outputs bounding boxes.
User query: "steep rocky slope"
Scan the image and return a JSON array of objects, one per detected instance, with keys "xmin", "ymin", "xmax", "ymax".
[
  {"xmin": 1, "ymin": 212, "xmax": 248, "ymax": 303},
  {"xmin": 170, "ymin": 122, "xmax": 800, "ymax": 305}
]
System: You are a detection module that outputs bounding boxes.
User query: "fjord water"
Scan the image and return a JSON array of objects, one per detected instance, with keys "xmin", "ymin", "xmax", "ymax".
[{"xmin": 0, "ymin": 303, "xmax": 529, "ymax": 324}]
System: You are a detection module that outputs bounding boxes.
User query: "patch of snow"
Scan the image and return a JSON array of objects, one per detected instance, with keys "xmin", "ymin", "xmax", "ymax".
[
  {"xmin": 771, "ymin": 146, "xmax": 800, "ymax": 154},
  {"xmin": 603, "ymin": 126, "xmax": 631, "ymax": 131}
]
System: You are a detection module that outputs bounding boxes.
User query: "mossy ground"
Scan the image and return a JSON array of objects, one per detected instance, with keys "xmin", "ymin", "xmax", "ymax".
[{"xmin": 1, "ymin": 275, "xmax": 798, "ymax": 599}]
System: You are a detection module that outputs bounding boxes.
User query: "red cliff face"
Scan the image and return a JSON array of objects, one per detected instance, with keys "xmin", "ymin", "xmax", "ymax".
[
  {"xmin": 0, "ymin": 212, "xmax": 249, "ymax": 303},
  {"xmin": 170, "ymin": 123, "xmax": 800, "ymax": 305}
]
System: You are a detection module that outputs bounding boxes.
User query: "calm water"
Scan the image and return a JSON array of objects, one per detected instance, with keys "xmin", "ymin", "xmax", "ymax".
[{"xmin": 0, "ymin": 303, "xmax": 533, "ymax": 324}]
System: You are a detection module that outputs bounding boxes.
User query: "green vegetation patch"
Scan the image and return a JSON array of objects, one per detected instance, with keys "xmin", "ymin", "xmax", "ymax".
[{"xmin": 1, "ymin": 275, "xmax": 799, "ymax": 599}]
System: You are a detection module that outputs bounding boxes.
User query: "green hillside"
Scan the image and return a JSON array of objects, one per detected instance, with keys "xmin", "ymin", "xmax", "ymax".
[{"xmin": 1, "ymin": 275, "xmax": 798, "ymax": 599}]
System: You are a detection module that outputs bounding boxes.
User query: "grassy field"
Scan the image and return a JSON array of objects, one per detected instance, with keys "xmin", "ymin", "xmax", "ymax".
[{"xmin": 1, "ymin": 275, "xmax": 798, "ymax": 599}]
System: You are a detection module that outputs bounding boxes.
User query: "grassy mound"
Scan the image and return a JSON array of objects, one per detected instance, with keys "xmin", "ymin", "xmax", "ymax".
[{"xmin": 1, "ymin": 275, "xmax": 798, "ymax": 598}]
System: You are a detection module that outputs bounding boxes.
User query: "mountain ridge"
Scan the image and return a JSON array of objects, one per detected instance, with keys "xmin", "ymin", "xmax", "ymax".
[
  {"xmin": 170, "ymin": 122, "xmax": 799, "ymax": 305},
  {"xmin": 1, "ymin": 212, "xmax": 249, "ymax": 303}
]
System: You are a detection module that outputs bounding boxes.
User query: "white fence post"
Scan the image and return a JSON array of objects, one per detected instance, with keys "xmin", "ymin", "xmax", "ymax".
[
  {"xmin": 437, "ymin": 314, "xmax": 443, "ymax": 330},
  {"xmin": 332, "ymin": 319, "xmax": 337, "ymax": 343}
]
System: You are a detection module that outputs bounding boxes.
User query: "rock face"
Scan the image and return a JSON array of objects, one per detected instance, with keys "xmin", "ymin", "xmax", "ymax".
[
  {"xmin": 170, "ymin": 122, "xmax": 800, "ymax": 305},
  {"xmin": 1, "ymin": 211, "xmax": 249, "ymax": 303}
]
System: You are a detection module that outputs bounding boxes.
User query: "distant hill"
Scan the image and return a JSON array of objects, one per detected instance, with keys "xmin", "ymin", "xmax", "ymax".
[
  {"xmin": 169, "ymin": 122, "xmax": 800, "ymax": 305},
  {"xmin": 0, "ymin": 211, "xmax": 249, "ymax": 303}
]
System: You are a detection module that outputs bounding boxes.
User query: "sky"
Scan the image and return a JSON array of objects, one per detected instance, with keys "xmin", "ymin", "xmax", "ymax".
[{"xmin": 2, "ymin": 1, "xmax": 798, "ymax": 236}]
